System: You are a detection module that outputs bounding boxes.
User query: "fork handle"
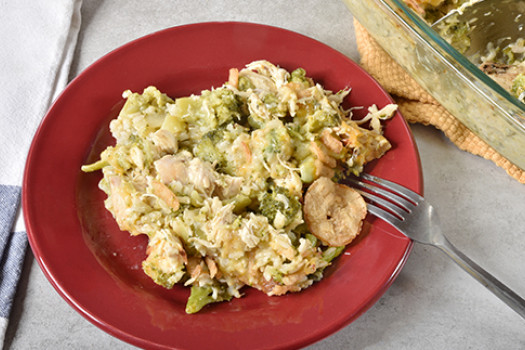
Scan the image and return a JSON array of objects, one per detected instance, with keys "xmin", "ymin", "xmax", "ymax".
[{"xmin": 437, "ymin": 237, "xmax": 525, "ymax": 320}]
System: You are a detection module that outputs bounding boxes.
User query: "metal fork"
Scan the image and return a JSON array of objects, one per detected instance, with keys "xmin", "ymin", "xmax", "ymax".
[{"xmin": 348, "ymin": 173, "xmax": 525, "ymax": 319}]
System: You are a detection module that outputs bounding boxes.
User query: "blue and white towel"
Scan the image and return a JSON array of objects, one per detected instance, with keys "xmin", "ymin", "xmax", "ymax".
[{"xmin": 0, "ymin": 0, "xmax": 82, "ymax": 344}]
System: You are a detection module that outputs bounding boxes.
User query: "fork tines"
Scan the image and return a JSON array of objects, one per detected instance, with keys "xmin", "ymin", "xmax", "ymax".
[{"xmin": 346, "ymin": 173, "xmax": 422, "ymax": 227}]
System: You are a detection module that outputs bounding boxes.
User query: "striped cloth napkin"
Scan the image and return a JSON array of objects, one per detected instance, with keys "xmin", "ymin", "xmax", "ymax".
[{"xmin": 0, "ymin": 0, "xmax": 82, "ymax": 344}]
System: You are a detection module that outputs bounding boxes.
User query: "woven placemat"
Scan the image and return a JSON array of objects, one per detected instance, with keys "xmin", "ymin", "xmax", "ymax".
[{"xmin": 354, "ymin": 19, "xmax": 525, "ymax": 183}]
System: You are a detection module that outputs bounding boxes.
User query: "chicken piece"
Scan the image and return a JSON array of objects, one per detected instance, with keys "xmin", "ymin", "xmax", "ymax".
[
  {"xmin": 240, "ymin": 141, "xmax": 252, "ymax": 163},
  {"xmin": 303, "ymin": 177, "xmax": 367, "ymax": 247},
  {"xmin": 186, "ymin": 257, "xmax": 205, "ymax": 280},
  {"xmin": 107, "ymin": 176, "xmax": 135, "ymax": 233},
  {"xmin": 154, "ymin": 152, "xmax": 217, "ymax": 194},
  {"xmin": 151, "ymin": 180, "xmax": 180, "ymax": 211},
  {"xmin": 214, "ymin": 175, "xmax": 243, "ymax": 199},
  {"xmin": 152, "ymin": 129, "xmax": 178, "ymax": 154},
  {"xmin": 320, "ymin": 129, "xmax": 343, "ymax": 154},
  {"xmin": 205, "ymin": 256, "xmax": 220, "ymax": 279},
  {"xmin": 310, "ymin": 141, "xmax": 337, "ymax": 168},
  {"xmin": 283, "ymin": 82, "xmax": 312, "ymax": 99},
  {"xmin": 228, "ymin": 68, "xmax": 239, "ymax": 89},
  {"xmin": 314, "ymin": 159, "xmax": 335, "ymax": 179},
  {"xmin": 154, "ymin": 153, "xmax": 189, "ymax": 184},
  {"xmin": 142, "ymin": 231, "xmax": 187, "ymax": 288}
]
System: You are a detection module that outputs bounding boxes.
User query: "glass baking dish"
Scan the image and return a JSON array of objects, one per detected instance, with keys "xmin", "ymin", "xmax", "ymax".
[{"xmin": 343, "ymin": 0, "xmax": 525, "ymax": 171}]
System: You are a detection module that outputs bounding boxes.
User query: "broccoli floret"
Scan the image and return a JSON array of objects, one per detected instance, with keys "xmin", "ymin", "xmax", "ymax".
[
  {"xmin": 206, "ymin": 89, "xmax": 243, "ymax": 125},
  {"xmin": 238, "ymin": 75, "xmax": 255, "ymax": 91},
  {"xmin": 289, "ymin": 67, "xmax": 312, "ymax": 87},
  {"xmin": 258, "ymin": 186, "xmax": 301, "ymax": 228},
  {"xmin": 193, "ymin": 128, "xmax": 227, "ymax": 170},
  {"xmin": 322, "ymin": 246, "xmax": 345, "ymax": 262},
  {"xmin": 306, "ymin": 110, "xmax": 340, "ymax": 133},
  {"xmin": 185, "ymin": 285, "xmax": 233, "ymax": 314}
]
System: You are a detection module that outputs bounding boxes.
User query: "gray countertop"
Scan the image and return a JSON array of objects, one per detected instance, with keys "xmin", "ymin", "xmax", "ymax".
[{"xmin": 5, "ymin": 1, "xmax": 525, "ymax": 349}]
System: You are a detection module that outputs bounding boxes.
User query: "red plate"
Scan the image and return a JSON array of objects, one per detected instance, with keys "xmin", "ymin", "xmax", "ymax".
[{"xmin": 23, "ymin": 22, "xmax": 422, "ymax": 350}]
